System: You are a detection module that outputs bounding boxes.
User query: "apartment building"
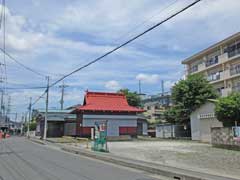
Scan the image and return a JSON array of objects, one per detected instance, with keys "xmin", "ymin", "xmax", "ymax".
[
  {"xmin": 142, "ymin": 92, "xmax": 171, "ymax": 123},
  {"xmin": 182, "ymin": 32, "xmax": 240, "ymax": 97}
]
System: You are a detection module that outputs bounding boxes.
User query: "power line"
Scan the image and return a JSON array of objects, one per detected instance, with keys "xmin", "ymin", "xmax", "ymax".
[
  {"xmin": 0, "ymin": 0, "xmax": 4, "ymax": 30},
  {"xmin": 49, "ymin": 0, "xmax": 201, "ymax": 88},
  {"xmin": 113, "ymin": 0, "xmax": 179, "ymax": 43},
  {"xmin": 0, "ymin": 48, "xmax": 46, "ymax": 77},
  {"xmin": 31, "ymin": 0, "xmax": 201, "ymax": 107},
  {"xmin": 4, "ymin": 86, "xmax": 47, "ymax": 90},
  {"xmin": 71, "ymin": 0, "xmax": 179, "ymax": 70},
  {"xmin": 31, "ymin": 90, "xmax": 47, "ymax": 106}
]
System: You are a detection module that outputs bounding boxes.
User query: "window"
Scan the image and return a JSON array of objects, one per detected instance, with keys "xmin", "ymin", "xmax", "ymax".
[
  {"xmin": 227, "ymin": 42, "xmax": 240, "ymax": 58},
  {"xmin": 189, "ymin": 65, "xmax": 198, "ymax": 73},
  {"xmin": 206, "ymin": 56, "xmax": 218, "ymax": 67},
  {"xmin": 207, "ymin": 71, "xmax": 222, "ymax": 81},
  {"xmin": 230, "ymin": 64, "xmax": 240, "ymax": 75}
]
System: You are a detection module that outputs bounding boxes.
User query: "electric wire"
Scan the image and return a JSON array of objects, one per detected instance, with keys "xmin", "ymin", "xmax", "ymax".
[
  {"xmin": 31, "ymin": 0, "xmax": 202, "ymax": 107},
  {"xmin": 49, "ymin": 0, "xmax": 202, "ymax": 88},
  {"xmin": 113, "ymin": 0, "xmax": 179, "ymax": 43},
  {"xmin": 0, "ymin": 48, "xmax": 46, "ymax": 77}
]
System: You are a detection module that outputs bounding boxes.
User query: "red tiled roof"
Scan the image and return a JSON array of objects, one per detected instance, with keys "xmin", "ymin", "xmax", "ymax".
[{"xmin": 73, "ymin": 91, "xmax": 144, "ymax": 113}]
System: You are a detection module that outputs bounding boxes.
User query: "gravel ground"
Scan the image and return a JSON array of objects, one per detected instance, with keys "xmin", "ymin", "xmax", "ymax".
[{"xmin": 108, "ymin": 140, "xmax": 240, "ymax": 179}]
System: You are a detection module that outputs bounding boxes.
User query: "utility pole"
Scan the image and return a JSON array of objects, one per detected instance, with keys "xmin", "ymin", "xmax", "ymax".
[
  {"xmin": 27, "ymin": 97, "xmax": 32, "ymax": 138},
  {"xmin": 43, "ymin": 76, "xmax": 50, "ymax": 140},
  {"xmin": 24, "ymin": 111, "xmax": 27, "ymax": 134},
  {"xmin": 0, "ymin": 90, "xmax": 3, "ymax": 116},
  {"xmin": 59, "ymin": 81, "xmax": 68, "ymax": 110},
  {"xmin": 161, "ymin": 80, "xmax": 164, "ymax": 95},
  {"xmin": 21, "ymin": 113, "xmax": 24, "ymax": 135},
  {"xmin": 138, "ymin": 80, "xmax": 142, "ymax": 95},
  {"xmin": 6, "ymin": 96, "xmax": 10, "ymax": 129},
  {"xmin": 14, "ymin": 112, "xmax": 17, "ymax": 135},
  {"xmin": 15, "ymin": 112, "xmax": 17, "ymax": 122}
]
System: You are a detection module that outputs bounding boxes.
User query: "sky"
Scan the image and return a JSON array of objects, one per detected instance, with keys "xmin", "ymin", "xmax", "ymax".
[{"xmin": 1, "ymin": 0, "xmax": 240, "ymax": 121}]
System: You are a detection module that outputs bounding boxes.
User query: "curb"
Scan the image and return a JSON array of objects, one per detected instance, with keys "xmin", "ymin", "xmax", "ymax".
[
  {"xmin": 61, "ymin": 146, "xmax": 240, "ymax": 180},
  {"xmin": 28, "ymin": 137, "xmax": 46, "ymax": 145}
]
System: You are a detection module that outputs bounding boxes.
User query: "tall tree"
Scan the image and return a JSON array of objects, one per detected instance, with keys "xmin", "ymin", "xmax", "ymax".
[
  {"xmin": 215, "ymin": 93, "xmax": 240, "ymax": 127},
  {"xmin": 118, "ymin": 89, "xmax": 141, "ymax": 107},
  {"xmin": 171, "ymin": 74, "xmax": 217, "ymax": 124}
]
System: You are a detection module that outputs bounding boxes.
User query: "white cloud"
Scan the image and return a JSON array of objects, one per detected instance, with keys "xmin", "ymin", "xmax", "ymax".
[
  {"xmin": 136, "ymin": 73, "xmax": 160, "ymax": 84},
  {"xmin": 105, "ymin": 80, "xmax": 121, "ymax": 91},
  {"xmin": 5, "ymin": 0, "xmax": 240, "ymax": 116},
  {"xmin": 164, "ymin": 80, "xmax": 175, "ymax": 90},
  {"xmin": 0, "ymin": 5, "xmax": 44, "ymax": 52}
]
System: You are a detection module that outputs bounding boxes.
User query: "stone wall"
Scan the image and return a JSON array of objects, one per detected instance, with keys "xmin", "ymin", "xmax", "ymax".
[{"xmin": 211, "ymin": 127, "xmax": 240, "ymax": 150}]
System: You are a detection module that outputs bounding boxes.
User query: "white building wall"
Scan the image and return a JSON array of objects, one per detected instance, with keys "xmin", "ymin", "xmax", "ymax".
[
  {"xmin": 190, "ymin": 102, "xmax": 223, "ymax": 142},
  {"xmin": 190, "ymin": 111, "xmax": 201, "ymax": 141},
  {"xmin": 64, "ymin": 123, "xmax": 76, "ymax": 136},
  {"xmin": 156, "ymin": 125, "xmax": 174, "ymax": 138},
  {"xmin": 82, "ymin": 115, "xmax": 137, "ymax": 136},
  {"xmin": 142, "ymin": 121, "xmax": 148, "ymax": 135}
]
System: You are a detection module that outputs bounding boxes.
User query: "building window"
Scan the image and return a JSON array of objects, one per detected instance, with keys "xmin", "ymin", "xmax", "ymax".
[
  {"xmin": 227, "ymin": 42, "xmax": 240, "ymax": 58},
  {"xmin": 205, "ymin": 56, "xmax": 218, "ymax": 67},
  {"xmin": 207, "ymin": 71, "xmax": 222, "ymax": 81},
  {"xmin": 230, "ymin": 64, "xmax": 240, "ymax": 76},
  {"xmin": 189, "ymin": 65, "xmax": 198, "ymax": 73}
]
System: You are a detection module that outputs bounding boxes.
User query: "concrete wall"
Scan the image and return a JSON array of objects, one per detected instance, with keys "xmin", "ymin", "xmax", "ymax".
[
  {"xmin": 156, "ymin": 124, "xmax": 190, "ymax": 138},
  {"xmin": 156, "ymin": 125, "xmax": 174, "ymax": 138},
  {"xmin": 64, "ymin": 122, "xmax": 76, "ymax": 136},
  {"xmin": 211, "ymin": 127, "xmax": 240, "ymax": 150},
  {"xmin": 190, "ymin": 102, "xmax": 223, "ymax": 142},
  {"xmin": 82, "ymin": 115, "xmax": 137, "ymax": 136},
  {"xmin": 142, "ymin": 121, "xmax": 148, "ymax": 135}
]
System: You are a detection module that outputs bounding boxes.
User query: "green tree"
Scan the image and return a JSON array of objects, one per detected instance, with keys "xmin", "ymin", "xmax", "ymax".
[
  {"xmin": 164, "ymin": 107, "xmax": 177, "ymax": 124},
  {"xmin": 23, "ymin": 121, "xmax": 37, "ymax": 132},
  {"xmin": 118, "ymin": 89, "xmax": 141, "ymax": 107},
  {"xmin": 164, "ymin": 106, "xmax": 189, "ymax": 125},
  {"xmin": 172, "ymin": 74, "xmax": 217, "ymax": 124},
  {"xmin": 215, "ymin": 93, "xmax": 240, "ymax": 127}
]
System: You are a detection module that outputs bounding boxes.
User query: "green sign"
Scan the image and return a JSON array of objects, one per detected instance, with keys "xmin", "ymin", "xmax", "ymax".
[{"xmin": 92, "ymin": 121, "xmax": 108, "ymax": 152}]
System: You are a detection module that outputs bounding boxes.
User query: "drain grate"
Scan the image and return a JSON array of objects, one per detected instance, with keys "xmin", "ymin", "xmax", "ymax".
[{"xmin": 173, "ymin": 176, "xmax": 181, "ymax": 180}]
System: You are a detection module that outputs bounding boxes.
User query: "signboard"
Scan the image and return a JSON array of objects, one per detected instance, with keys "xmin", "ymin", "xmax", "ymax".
[
  {"xmin": 92, "ymin": 121, "xmax": 108, "ymax": 152},
  {"xmin": 233, "ymin": 126, "xmax": 240, "ymax": 142}
]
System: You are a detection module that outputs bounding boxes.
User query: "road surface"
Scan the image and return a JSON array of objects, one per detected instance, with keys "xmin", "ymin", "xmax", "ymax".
[{"xmin": 0, "ymin": 137, "xmax": 162, "ymax": 180}]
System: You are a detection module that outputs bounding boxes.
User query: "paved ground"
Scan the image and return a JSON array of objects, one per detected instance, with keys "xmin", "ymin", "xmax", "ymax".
[
  {"xmin": 108, "ymin": 140, "xmax": 240, "ymax": 179},
  {"xmin": 0, "ymin": 137, "xmax": 164, "ymax": 180}
]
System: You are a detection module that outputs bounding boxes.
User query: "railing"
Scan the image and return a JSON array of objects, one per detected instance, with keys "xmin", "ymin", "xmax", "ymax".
[
  {"xmin": 189, "ymin": 65, "xmax": 198, "ymax": 73},
  {"xmin": 207, "ymin": 73, "xmax": 221, "ymax": 82},
  {"xmin": 228, "ymin": 48, "xmax": 240, "ymax": 58},
  {"xmin": 232, "ymin": 85, "xmax": 240, "ymax": 92},
  {"xmin": 230, "ymin": 65, "xmax": 240, "ymax": 76},
  {"xmin": 221, "ymin": 88, "xmax": 232, "ymax": 97},
  {"xmin": 205, "ymin": 56, "xmax": 218, "ymax": 67}
]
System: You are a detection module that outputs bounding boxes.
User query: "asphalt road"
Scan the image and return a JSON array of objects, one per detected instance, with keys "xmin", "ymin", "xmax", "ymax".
[{"xmin": 0, "ymin": 137, "xmax": 162, "ymax": 180}]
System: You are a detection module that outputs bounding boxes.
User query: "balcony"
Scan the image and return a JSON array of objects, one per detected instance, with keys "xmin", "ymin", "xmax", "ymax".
[
  {"xmin": 228, "ymin": 47, "xmax": 240, "ymax": 58},
  {"xmin": 189, "ymin": 65, "xmax": 198, "ymax": 74},
  {"xmin": 208, "ymin": 70, "xmax": 231, "ymax": 83},
  {"xmin": 230, "ymin": 65, "xmax": 240, "ymax": 76},
  {"xmin": 205, "ymin": 56, "xmax": 218, "ymax": 67},
  {"xmin": 233, "ymin": 85, "xmax": 240, "ymax": 92},
  {"xmin": 221, "ymin": 88, "xmax": 232, "ymax": 97},
  {"xmin": 207, "ymin": 72, "xmax": 222, "ymax": 82},
  {"xmin": 218, "ymin": 53, "xmax": 228, "ymax": 63}
]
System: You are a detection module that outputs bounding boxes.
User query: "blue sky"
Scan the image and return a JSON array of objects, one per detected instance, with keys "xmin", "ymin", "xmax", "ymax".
[{"xmin": 2, "ymin": 0, "xmax": 240, "ymax": 120}]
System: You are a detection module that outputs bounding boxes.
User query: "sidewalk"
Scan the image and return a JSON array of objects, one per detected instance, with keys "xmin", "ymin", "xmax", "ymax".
[{"xmin": 28, "ymin": 137, "xmax": 240, "ymax": 180}]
